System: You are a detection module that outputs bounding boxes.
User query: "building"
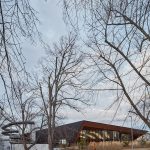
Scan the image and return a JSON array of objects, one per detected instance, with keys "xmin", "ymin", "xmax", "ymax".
[{"xmin": 36, "ymin": 120, "xmax": 147, "ymax": 146}]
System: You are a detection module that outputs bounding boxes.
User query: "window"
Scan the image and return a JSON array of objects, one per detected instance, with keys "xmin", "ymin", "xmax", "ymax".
[{"xmin": 59, "ymin": 139, "xmax": 67, "ymax": 145}]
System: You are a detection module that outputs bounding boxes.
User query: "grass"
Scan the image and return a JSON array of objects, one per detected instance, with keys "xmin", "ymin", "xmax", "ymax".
[
  {"xmin": 88, "ymin": 142, "xmax": 122, "ymax": 150},
  {"xmin": 66, "ymin": 141, "xmax": 150, "ymax": 150}
]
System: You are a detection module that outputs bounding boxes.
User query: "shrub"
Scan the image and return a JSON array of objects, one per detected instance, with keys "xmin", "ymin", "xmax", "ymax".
[
  {"xmin": 78, "ymin": 139, "xmax": 87, "ymax": 150},
  {"xmin": 122, "ymin": 140, "xmax": 129, "ymax": 147},
  {"xmin": 140, "ymin": 138, "xmax": 146, "ymax": 146}
]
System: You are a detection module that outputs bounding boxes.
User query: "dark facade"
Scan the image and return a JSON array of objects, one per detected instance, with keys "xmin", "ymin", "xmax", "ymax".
[{"xmin": 36, "ymin": 120, "xmax": 147, "ymax": 145}]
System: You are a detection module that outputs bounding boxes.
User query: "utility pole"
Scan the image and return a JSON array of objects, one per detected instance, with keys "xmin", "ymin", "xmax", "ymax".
[{"xmin": 129, "ymin": 116, "xmax": 133, "ymax": 150}]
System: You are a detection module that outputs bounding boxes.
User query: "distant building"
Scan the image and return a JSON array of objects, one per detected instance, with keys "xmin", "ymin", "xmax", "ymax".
[{"xmin": 36, "ymin": 120, "xmax": 147, "ymax": 146}]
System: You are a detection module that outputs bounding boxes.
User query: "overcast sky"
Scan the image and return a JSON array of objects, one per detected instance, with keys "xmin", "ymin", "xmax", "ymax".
[
  {"xmin": 23, "ymin": 0, "xmax": 67, "ymax": 71},
  {"xmin": 19, "ymin": 0, "xmax": 146, "ymax": 129}
]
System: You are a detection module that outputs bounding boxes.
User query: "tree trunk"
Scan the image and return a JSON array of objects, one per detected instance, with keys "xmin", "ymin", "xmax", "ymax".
[{"xmin": 48, "ymin": 132, "xmax": 53, "ymax": 150}]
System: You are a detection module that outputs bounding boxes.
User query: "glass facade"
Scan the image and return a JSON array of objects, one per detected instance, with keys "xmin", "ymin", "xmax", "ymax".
[
  {"xmin": 79, "ymin": 129, "xmax": 130, "ymax": 142},
  {"xmin": 121, "ymin": 134, "xmax": 130, "ymax": 141}
]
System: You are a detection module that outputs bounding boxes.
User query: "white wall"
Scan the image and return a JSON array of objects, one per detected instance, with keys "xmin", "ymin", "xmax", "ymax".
[
  {"xmin": 12, "ymin": 144, "xmax": 63, "ymax": 150},
  {"xmin": 12, "ymin": 144, "xmax": 49, "ymax": 150},
  {"xmin": 3, "ymin": 140, "xmax": 11, "ymax": 150}
]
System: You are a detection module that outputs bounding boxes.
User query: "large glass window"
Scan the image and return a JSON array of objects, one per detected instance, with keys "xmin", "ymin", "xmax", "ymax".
[
  {"xmin": 102, "ymin": 130, "xmax": 110, "ymax": 141},
  {"xmin": 121, "ymin": 134, "xmax": 130, "ymax": 141},
  {"xmin": 79, "ymin": 129, "xmax": 122, "ymax": 142},
  {"xmin": 59, "ymin": 139, "xmax": 67, "ymax": 145},
  {"xmin": 113, "ymin": 131, "xmax": 120, "ymax": 141},
  {"xmin": 79, "ymin": 130, "xmax": 86, "ymax": 140}
]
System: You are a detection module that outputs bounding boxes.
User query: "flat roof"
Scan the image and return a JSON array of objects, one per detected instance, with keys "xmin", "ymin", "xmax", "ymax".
[{"xmin": 36, "ymin": 120, "xmax": 148, "ymax": 144}]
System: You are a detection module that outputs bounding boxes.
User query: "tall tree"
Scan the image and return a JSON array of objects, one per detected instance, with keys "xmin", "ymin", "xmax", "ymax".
[
  {"xmin": 0, "ymin": 0, "xmax": 39, "ymax": 116},
  {"xmin": 37, "ymin": 34, "xmax": 88, "ymax": 150},
  {"xmin": 63, "ymin": 0, "xmax": 150, "ymax": 128}
]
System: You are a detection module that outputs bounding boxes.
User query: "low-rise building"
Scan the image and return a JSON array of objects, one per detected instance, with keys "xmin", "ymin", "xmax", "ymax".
[{"xmin": 36, "ymin": 120, "xmax": 147, "ymax": 146}]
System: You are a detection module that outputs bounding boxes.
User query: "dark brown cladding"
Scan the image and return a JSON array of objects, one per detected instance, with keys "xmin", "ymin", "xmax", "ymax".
[
  {"xmin": 80, "ymin": 120, "xmax": 147, "ymax": 140},
  {"xmin": 36, "ymin": 120, "xmax": 147, "ymax": 144},
  {"xmin": 81, "ymin": 120, "xmax": 146, "ymax": 135}
]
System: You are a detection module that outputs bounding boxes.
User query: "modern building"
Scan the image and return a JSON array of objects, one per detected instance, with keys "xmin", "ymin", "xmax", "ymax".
[{"xmin": 36, "ymin": 120, "xmax": 147, "ymax": 146}]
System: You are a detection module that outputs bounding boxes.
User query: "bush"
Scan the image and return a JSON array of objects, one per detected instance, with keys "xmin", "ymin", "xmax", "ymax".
[
  {"xmin": 140, "ymin": 138, "xmax": 146, "ymax": 146},
  {"xmin": 78, "ymin": 139, "xmax": 87, "ymax": 150},
  {"xmin": 122, "ymin": 140, "xmax": 129, "ymax": 147}
]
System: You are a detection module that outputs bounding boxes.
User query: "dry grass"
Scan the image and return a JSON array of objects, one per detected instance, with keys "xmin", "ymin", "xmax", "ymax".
[
  {"xmin": 66, "ymin": 141, "xmax": 150, "ymax": 150},
  {"xmin": 132, "ymin": 141, "xmax": 150, "ymax": 148},
  {"xmin": 88, "ymin": 142, "xmax": 122, "ymax": 150}
]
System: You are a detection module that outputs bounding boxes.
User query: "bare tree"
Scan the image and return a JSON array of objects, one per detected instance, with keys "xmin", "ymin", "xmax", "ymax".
[
  {"xmin": 37, "ymin": 34, "xmax": 88, "ymax": 150},
  {"xmin": 0, "ymin": 0, "xmax": 40, "ymax": 117},
  {"xmin": 1, "ymin": 81, "xmax": 44, "ymax": 150},
  {"xmin": 63, "ymin": 0, "xmax": 150, "ymax": 128}
]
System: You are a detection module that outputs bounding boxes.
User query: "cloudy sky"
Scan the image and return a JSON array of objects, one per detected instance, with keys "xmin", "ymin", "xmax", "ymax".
[
  {"xmin": 19, "ymin": 0, "xmax": 144, "ymax": 129},
  {"xmin": 23, "ymin": 0, "xmax": 67, "ymax": 71}
]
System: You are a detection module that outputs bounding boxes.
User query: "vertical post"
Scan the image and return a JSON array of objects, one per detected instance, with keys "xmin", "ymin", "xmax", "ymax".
[
  {"xmin": 103, "ymin": 131, "xmax": 104, "ymax": 150},
  {"xmin": 129, "ymin": 116, "xmax": 133, "ymax": 150},
  {"xmin": 11, "ymin": 142, "xmax": 12, "ymax": 150}
]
